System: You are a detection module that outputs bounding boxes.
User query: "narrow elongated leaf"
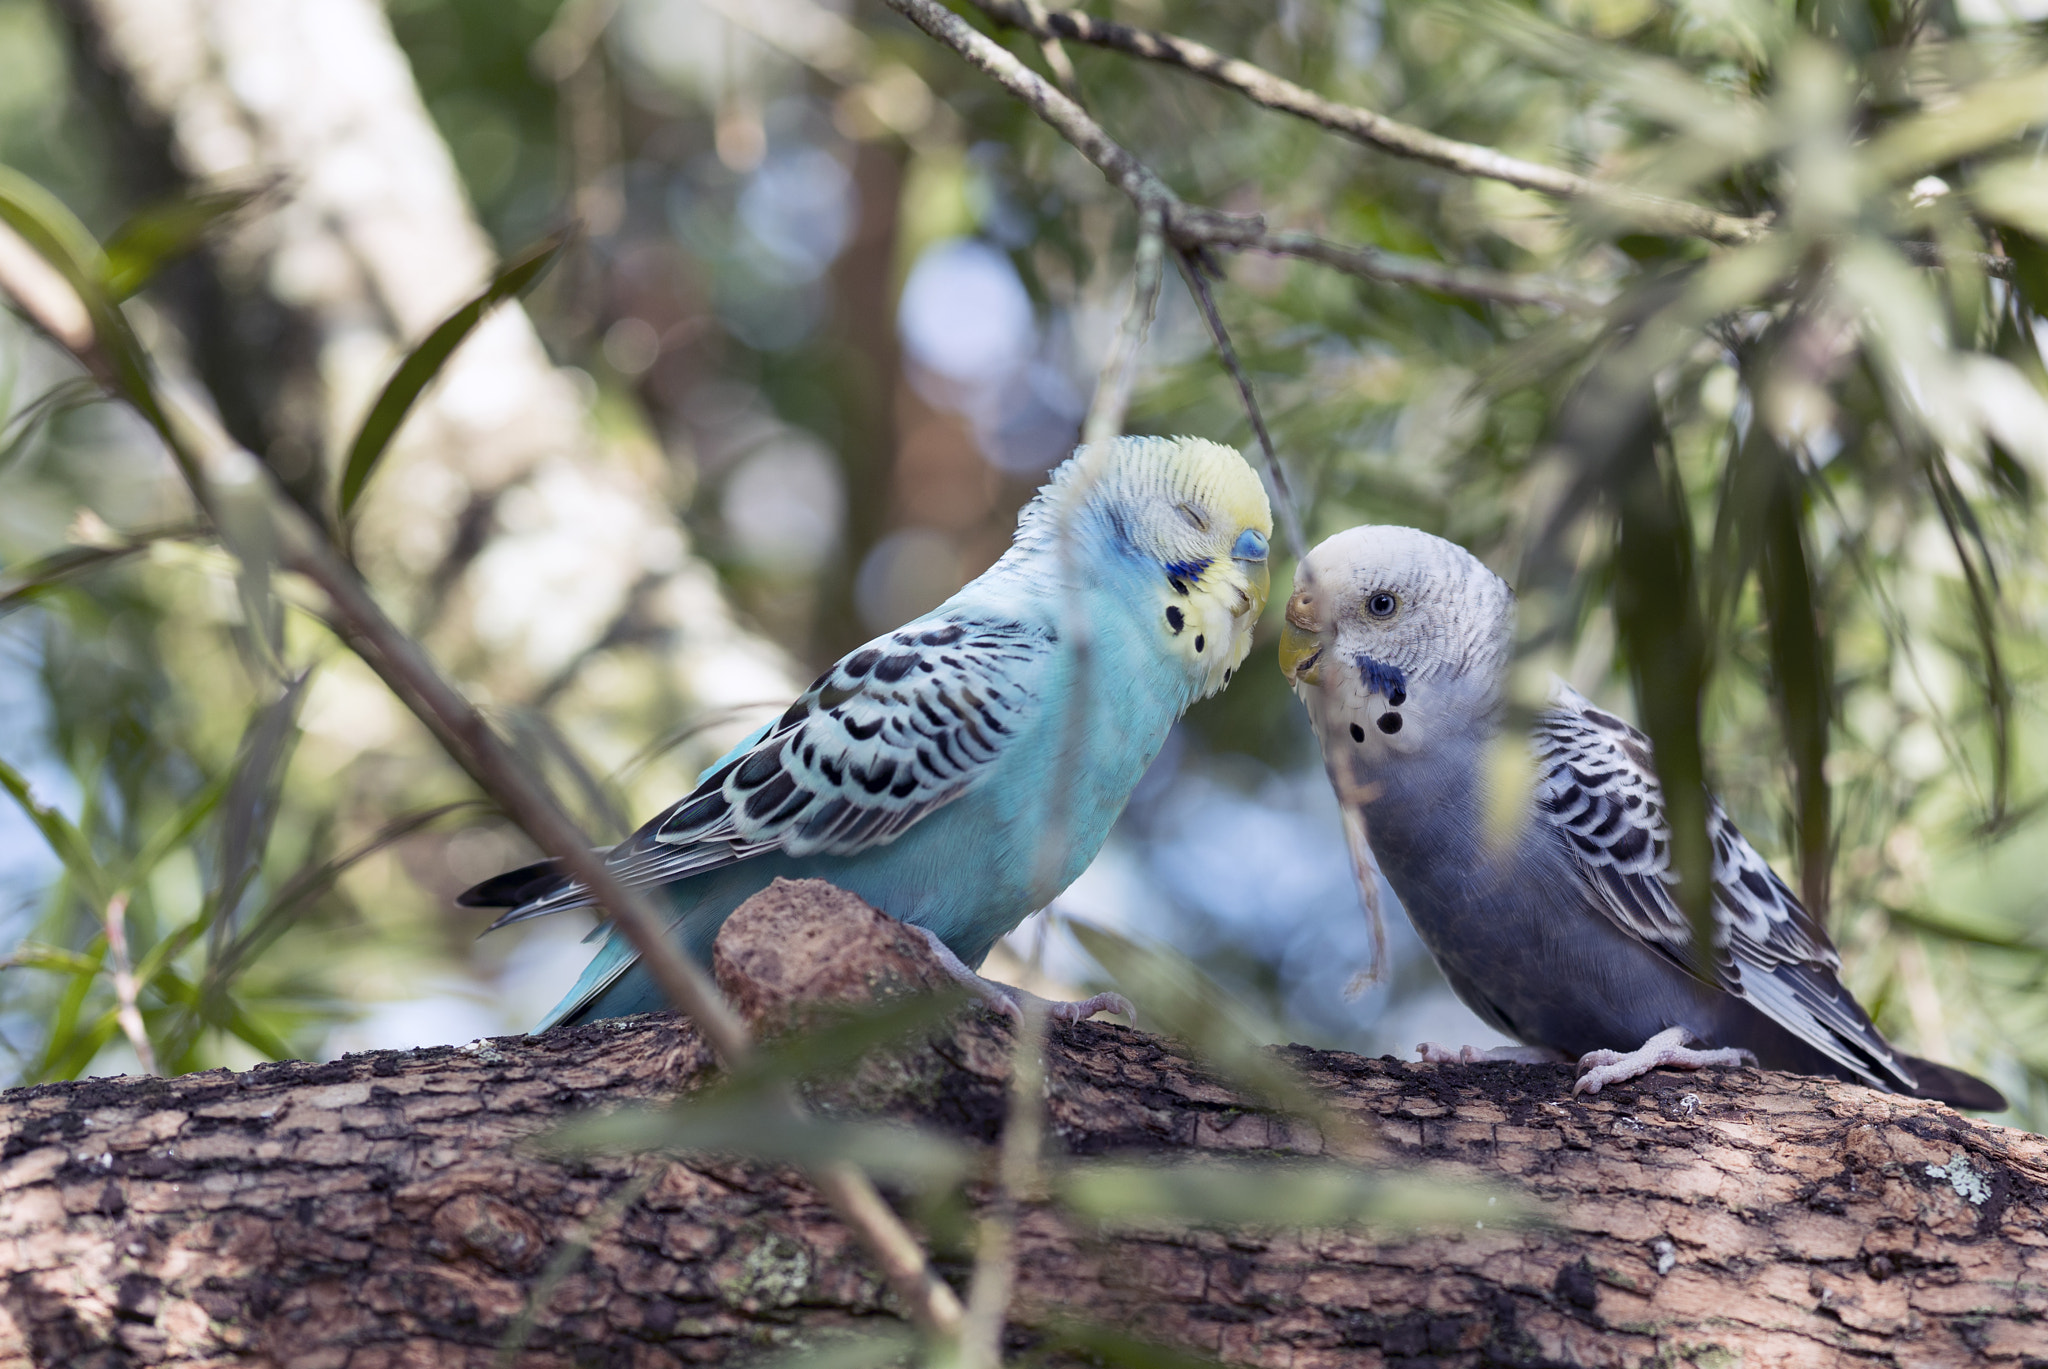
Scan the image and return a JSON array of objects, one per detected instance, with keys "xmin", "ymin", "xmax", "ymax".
[
  {"xmin": 1609, "ymin": 402, "xmax": 1718, "ymax": 977},
  {"xmin": 1927, "ymin": 458, "xmax": 2013, "ymax": 824},
  {"xmin": 0, "ymin": 375, "xmax": 102, "ymax": 476},
  {"xmin": 337, "ymin": 231, "xmax": 569, "ymax": 520},
  {"xmin": 541, "ymin": 1098, "xmax": 973, "ymax": 1189},
  {"xmin": 1753, "ymin": 445, "xmax": 1831, "ymax": 921},
  {"xmin": 0, "ymin": 166, "xmax": 167, "ymax": 432},
  {"xmin": 0, "ymin": 943, "xmax": 102, "ymax": 975},
  {"xmin": 0, "ymin": 754, "xmax": 107, "ymax": 908},
  {"xmin": 709, "ymin": 990, "xmax": 970, "ymax": 1100},
  {"xmin": 213, "ymin": 802, "xmax": 478, "ymax": 983},
  {"xmin": 1066, "ymin": 920, "xmax": 1338, "ymax": 1125},
  {"xmin": 208, "ymin": 672, "xmax": 313, "ymax": 955},
  {"xmin": 101, "ymin": 184, "xmax": 267, "ymax": 300},
  {"xmin": 1055, "ymin": 1158, "xmax": 1526, "ymax": 1233},
  {"xmin": 1028, "ymin": 1321, "xmax": 1224, "ymax": 1369}
]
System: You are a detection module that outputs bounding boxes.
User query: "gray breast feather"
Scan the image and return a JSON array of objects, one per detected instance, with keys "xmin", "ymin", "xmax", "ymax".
[{"xmin": 1532, "ymin": 685, "xmax": 1915, "ymax": 1092}]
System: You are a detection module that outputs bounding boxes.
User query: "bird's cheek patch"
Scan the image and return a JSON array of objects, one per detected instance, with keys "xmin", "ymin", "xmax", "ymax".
[{"xmin": 1354, "ymin": 653, "xmax": 1408, "ymax": 704}]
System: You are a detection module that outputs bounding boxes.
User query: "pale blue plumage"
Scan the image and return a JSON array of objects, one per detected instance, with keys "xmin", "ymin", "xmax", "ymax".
[{"xmin": 460, "ymin": 436, "xmax": 1274, "ymax": 1028}]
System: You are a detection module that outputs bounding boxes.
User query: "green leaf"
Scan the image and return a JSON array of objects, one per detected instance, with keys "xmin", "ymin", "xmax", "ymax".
[
  {"xmin": 1927, "ymin": 457, "xmax": 2013, "ymax": 824},
  {"xmin": 337, "ymin": 231, "xmax": 569, "ymax": 521},
  {"xmin": 1027, "ymin": 1317, "xmax": 1226, "ymax": 1369},
  {"xmin": 0, "ymin": 523, "xmax": 205, "ymax": 618},
  {"xmin": 101, "ymin": 183, "xmax": 267, "ymax": 300},
  {"xmin": 710, "ymin": 990, "xmax": 971, "ymax": 1100},
  {"xmin": 1753, "ymin": 443, "xmax": 1831, "ymax": 920},
  {"xmin": 0, "ymin": 164, "xmax": 168, "ymax": 431},
  {"xmin": 0, "ymin": 942, "xmax": 102, "ymax": 975},
  {"xmin": 1054, "ymin": 1158, "xmax": 1527, "ymax": 1233},
  {"xmin": 1606, "ymin": 394, "xmax": 1718, "ymax": 977},
  {"xmin": 539, "ymin": 1097, "xmax": 974, "ymax": 1189},
  {"xmin": 1065, "ymin": 920, "xmax": 1335, "ymax": 1123},
  {"xmin": 0, "ymin": 753, "xmax": 108, "ymax": 909}
]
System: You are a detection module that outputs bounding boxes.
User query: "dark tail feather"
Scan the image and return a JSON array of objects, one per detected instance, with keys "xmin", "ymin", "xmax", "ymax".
[
  {"xmin": 1898, "ymin": 1052, "xmax": 2007, "ymax": 1111},
  {"xmin": 458, "ymin": 858, "xmax": 578, "ymax": 929}
]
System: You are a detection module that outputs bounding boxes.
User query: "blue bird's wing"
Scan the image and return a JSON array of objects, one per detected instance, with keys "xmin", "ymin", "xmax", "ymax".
[
  {"xmin": 1531, "ymin": 687, "xmax": 1919, "ymax": 1093},
  {"xmin": 477, "ymin": 612, "xmax": 1056, "ymax": 932}
]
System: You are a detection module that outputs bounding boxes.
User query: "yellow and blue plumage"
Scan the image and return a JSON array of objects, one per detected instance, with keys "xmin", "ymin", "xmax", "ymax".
[{"xmin": 460, "ymin": 436, "xmax": 1273, "ymax": 1028}]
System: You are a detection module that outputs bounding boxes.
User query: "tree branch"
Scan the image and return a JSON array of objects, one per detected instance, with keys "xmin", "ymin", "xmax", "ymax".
[
  {"xmin": 879, "ymin": 0, "xmax": 1584, "ymax": 315},
  {"xmin": 967, "ymin": 0, "xmax": 1764, "ymax": 246}
]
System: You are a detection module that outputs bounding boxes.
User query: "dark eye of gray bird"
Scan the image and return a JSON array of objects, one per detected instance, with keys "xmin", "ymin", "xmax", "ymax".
[{"xmin": 1367, "ymin": 591, "xmax": 1397, "ymax": 618}]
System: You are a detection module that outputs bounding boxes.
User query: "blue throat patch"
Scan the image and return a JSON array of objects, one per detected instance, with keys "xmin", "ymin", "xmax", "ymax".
[
  {"xmin": 1164, "ymin": 557, "xmax": 1213, "ymax": 582},
  {"xmin": 1355, "ymin": 654, "xmax": 1408, "ymax": 705}
]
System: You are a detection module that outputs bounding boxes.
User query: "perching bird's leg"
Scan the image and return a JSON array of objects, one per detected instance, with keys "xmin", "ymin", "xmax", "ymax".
[
  {"xmin": 1417, "ymin": 1042, "xmax": 1567, "ymax": 1065},
  {"xmin": 910, "ymin": 925, "xmax": 1136, "ymax": 1024},
  {"xmin": 1572, "ymin": 1026, "xmax": 1756, "ymax": 1096}
]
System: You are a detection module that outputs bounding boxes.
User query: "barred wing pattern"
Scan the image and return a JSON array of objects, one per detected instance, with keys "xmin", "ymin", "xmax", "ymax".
[
  {"xmin": 1532, "ymin": 687, "xmax": 1915, "ymax": 1092},
  {"xmin": 484, "ymin": 614, "xmax": 1052, "ymax": 927}
]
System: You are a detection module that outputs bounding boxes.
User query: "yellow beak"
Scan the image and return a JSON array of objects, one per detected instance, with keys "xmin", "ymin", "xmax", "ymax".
[
  {"xmin": 1277, "ymin": 589, "xmax": 1325, "ymax": 685},
  {"xmin": 1239, "ymin": 558, "xmax": 1271, "ymax": 620}
]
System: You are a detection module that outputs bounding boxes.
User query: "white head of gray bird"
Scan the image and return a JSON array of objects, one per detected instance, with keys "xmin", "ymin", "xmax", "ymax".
[{"xmin": 1278, "ymin": 524, "xmax": 1516, "ymax": 757}]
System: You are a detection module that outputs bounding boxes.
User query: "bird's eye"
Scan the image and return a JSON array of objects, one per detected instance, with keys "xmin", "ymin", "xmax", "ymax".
[
  {"xmin": 1176, "ymin": 502, "xmax": 1209, "ymax": 532},
  {"xmin": 1231, "ymin": 528, "xmax": 1268, "ymax": 562},
  {"xmin": 1366, "ymin": 591, "xmax": 1398, "ymax": 619}
]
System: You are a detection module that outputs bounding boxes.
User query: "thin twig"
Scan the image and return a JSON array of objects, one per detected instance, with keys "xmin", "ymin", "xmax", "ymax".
[
  {"xmin": 967, "ymin": 0, "xmax": 1763, "ymax": 246},
  {"xmin": 1177, "ymin": 251, "xmax": 1307, "ymax": 562},
  {"xmin": 1251, "ymin": 231, "xmax": 1603, "ymax": 311},
  {"xmin": 102, "ymin": 892, "xmax": 157, "ymax": 1076},
  {"xmin": 1015, "ymin": 0, "xmax": 1079, "ymax": 99},
  {"xmin": 960, "ymin": 1002, "xmax": 1047, "ymax": 1368},
  {"xmin": 1080, "ymin": 209, "xmax": 1165, "ymax": 450},
  {"xmin": 881, "ymin": 0, "xmax": 1588, "ymax": 312}
]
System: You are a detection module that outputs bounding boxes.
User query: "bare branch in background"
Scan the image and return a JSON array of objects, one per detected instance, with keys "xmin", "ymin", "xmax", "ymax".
[
  {"xmin": 960, "ymin": 1001, "xmax": 1048, "ymax": 1369},
  {"xmin": 1250, "ymin": 230, "xmax": 1604, "ymax": 311},
  {"xmin": 1178, "ymin": 252, "xmax": 1306, "ymax": 562},
  {"xmin": 1079, "ymin": 211, "xmax": 1165, "ymax": 451},
  {"xmin": 102, "ymin": 893, "xmax": 157, "ymax": 1076},
  {"xmin": 879, "ymin": 0, "xmax": 1587, "ymax": 319},
  {"xmin": 966, "ymin": 0, "xmax": 1765, "ymax": 245}
]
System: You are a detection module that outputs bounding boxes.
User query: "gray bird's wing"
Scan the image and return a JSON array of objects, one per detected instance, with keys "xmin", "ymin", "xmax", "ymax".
[
  {"xmin": 481, "ymin": 614, "xmax": 1053, "ymax": 927},
  {"xmin": 1532, "ymin": 686, "xmax": 1917, "ymax": 1092}
]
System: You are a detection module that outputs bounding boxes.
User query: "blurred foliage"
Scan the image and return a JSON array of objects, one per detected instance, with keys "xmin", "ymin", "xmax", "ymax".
[{"xmin": 0, "ymin": 0, "xmax": 2044, "ymax": 1149}]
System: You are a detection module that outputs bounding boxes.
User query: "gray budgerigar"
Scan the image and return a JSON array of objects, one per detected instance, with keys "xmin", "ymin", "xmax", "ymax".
[{"xmin": 1279, "ymin": 524, "xmax": 2005, "ymax": 1110}]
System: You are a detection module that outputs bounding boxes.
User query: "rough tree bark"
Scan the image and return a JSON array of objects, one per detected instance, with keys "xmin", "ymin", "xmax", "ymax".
[{"xmin": 2, "ymin": 881, "xmax": 2044, "ymax": 1368}]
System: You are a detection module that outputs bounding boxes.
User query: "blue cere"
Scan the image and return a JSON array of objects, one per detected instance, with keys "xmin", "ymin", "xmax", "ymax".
[{"xmin": 1232, "ymin": 528, "xmax": 1269, "ymax": 561}]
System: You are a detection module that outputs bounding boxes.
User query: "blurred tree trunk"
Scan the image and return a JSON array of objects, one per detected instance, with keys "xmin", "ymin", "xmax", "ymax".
[
  {"xmin": 2, "ymin": 882, "xmax": 2043, "ymax": 1367},
  {"xmin": 814, "ymin": 136, "xmax": 908, "ymax": 660},
  {"xmin": 62, "ymin": 0, "xmax": 797, "ymax": 772}
]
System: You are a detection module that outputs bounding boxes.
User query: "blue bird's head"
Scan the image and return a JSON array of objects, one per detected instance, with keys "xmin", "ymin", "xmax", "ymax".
[{"xmin": 1015, "ymin": 436, "xmax": 1273, "ymax": 697}]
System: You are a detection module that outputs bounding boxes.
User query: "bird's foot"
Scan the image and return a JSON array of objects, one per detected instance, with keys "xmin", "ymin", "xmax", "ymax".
[
  {"xmin": 1417, "ymin": 1042, "xmax": 1567, "ymax": 1065},
  {"xmin": 909, "ymin": 926, "xmax": 1135, "ymax": 1024},
  {"xmin": 1572, "ymin": 1026, "xmax": 1756, "ymax": 1096}
]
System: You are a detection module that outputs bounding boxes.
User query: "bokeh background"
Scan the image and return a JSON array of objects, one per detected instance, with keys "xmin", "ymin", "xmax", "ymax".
[{"xmin": 4, "ymin": 0, "xmax": 2047, "ymax": 1123}]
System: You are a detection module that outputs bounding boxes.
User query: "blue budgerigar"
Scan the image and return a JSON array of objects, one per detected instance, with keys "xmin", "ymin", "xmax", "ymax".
[
  {"xmin": 461, "ymin": 436, "xmax": 1274, "ymax": 1029},
  {"xmin": 1280, "ymin": 524, "xmax": 2005, "ymax": 1110}
]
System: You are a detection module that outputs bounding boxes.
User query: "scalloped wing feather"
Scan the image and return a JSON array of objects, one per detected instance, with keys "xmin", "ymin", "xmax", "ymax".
[
  {"xmin": 483, "ymin": 613, "xmax": 1053, "ymax": 928},
  {"xmin": 1532, "ymin": 686, "xmax": 1917, "ymax": 1093}
]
